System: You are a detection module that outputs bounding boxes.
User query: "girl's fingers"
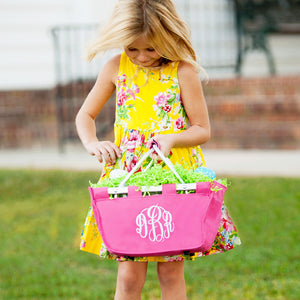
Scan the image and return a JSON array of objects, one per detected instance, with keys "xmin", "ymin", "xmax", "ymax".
[
  {"xmin": 147, "ymin": 138, "xmax": 159, "ymax": 159},
  {"xmin": 86, "ymin": 145, "xmax": 102, "ymax": 162},
  {"xmin": 111, "ymin": 143, "xmax": 122, "ymax": 158},
  {"xmin": 96, "ymin": 145, "xmax": 110, "ymax": 163},
  {"xmin": 106, "ymin": 142, "xmax": 121, "ymax": 160},
  {"xmin": 100, "ymin": 142, "xmax": 121, "ymax": 164},
  {"xmin": 86, "ymin": 141, "xmax": 121, "ymax": 164},
  {"xmin": 146, "ymin": 139, "xmax": 152, "ymax": 149},
  {"xmin": 93, "ymin": 148, "xmax": 104, "ymax": 163},
  {"xmin": 106, "ymin": 147, "xmax": 117, "ymax": 163}
]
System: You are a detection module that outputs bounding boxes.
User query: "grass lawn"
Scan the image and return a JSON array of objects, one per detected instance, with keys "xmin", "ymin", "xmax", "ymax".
[{"xmin": 0, "ymin": 169, "xmax": 299, "ymax": 299}]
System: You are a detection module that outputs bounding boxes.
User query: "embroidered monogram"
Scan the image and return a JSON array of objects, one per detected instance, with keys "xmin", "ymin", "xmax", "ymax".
[{"xmin": 136, "ymin": 205, "xmax": 175, "ymax": 242}]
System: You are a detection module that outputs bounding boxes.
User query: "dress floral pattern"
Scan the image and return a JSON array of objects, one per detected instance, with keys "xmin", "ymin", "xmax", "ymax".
[
  {"xmin": 80, "ymin": 52, "xmax": 241, "ymax": 262},
  {"xmin": 115, "ymin": 74, "xmax": 140, "ymax": 126}
]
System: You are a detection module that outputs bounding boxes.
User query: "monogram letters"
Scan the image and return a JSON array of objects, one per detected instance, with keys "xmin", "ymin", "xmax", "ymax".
[{"xmin": 136, "ymin": 205, "xmax": 175, "ymax": 242}]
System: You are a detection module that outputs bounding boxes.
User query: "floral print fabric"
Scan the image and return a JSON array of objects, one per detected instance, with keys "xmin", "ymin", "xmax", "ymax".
[
  {"xmin": 114, "ymin": 56, "xmax": 187, "ymax": 134},
  {"xmin": 80, "ymin": 52, "xmax": 241, "ymax": 262}
]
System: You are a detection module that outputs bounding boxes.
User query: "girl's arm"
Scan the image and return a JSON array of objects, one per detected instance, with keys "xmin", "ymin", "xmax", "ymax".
[
  {"xmin": 75, "ymin": 55, "xmax": 121, "ymax": 164},
  {"xmin": 151, "ymin": 61, "xmax": 211, "ymax": 157}
]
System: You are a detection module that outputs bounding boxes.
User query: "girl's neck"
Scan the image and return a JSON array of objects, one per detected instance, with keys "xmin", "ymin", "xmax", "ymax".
[{"xmin": 131, "ymin": 57, "xmax": 171, "ymax": 71}]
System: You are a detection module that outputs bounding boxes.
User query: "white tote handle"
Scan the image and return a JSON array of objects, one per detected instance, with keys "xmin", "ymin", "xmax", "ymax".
[{"xmin": 118, "ymin": 144, "xmax": 184, "ymax": 187}]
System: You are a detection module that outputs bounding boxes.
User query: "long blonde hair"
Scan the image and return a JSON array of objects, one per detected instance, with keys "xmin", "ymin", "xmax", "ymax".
[{"xmin": 87, "ymin": 0, "xmax": 201, "ymax": 71}]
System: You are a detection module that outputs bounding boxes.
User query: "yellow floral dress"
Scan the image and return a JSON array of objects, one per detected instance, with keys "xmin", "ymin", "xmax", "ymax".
[{"xmin": 80, "ymin": 52, "xmax": 241, "ymax": 262}]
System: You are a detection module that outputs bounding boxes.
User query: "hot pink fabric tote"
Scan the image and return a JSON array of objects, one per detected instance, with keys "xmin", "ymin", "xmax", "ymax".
[
  {"xmin": 89, "ymin": 181, "xmax": 226, "ymax": 257},
  {"xmin": 88, "ymin": 144, "xmax": 226, "ymax": 257}
]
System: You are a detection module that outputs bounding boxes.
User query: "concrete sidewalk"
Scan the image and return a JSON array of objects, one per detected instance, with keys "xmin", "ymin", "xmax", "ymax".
[{"xmin": 0, "ymin": 146, "xmax": 299, "ymax": 177}]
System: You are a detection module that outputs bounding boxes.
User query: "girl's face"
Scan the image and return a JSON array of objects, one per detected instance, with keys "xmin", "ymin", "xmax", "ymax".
[{"xmin": 125, "ymin": 35, "xmax": 162, "ymax": 68}]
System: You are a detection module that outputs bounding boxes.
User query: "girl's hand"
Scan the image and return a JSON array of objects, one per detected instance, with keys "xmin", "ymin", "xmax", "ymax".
[
  {"xmin": 84, "ymin": 140, "xmax": 121, "ymax": 164},
  {"xmin": 147, "ymin": 134, "xmax": 175, "ymax": 159}
]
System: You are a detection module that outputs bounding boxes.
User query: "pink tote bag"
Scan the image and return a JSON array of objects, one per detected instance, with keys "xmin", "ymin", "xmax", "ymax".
[
  {"xmin": 89, "ymin": 181, "xmax": 226, "ymax": 257},
  {"xmin": 88, "ymin": 144, "xmax": 226, "ymax": 257}
]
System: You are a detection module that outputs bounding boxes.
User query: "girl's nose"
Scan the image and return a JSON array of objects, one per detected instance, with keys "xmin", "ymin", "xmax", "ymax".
[{"xmin": 137, "ymin": 52, "xmax": 148, "ymax": 62}]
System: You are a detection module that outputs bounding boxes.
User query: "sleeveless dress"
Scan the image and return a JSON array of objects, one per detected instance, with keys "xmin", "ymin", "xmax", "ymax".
[{"xmin": 80, "ymin": 52, "xmax": 241, "ymax": 262}]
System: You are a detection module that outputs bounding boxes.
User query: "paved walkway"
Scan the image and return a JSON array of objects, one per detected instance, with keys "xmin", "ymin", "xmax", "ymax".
[{"xmin": 1, "ymin": 146, "xmax": 299, "ymax": 177}]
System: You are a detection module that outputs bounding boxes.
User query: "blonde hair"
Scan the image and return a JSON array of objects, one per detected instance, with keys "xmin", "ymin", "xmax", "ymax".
[{"xmin": 87, "ymin": 0, "xmax": 201, "ymax": 71}]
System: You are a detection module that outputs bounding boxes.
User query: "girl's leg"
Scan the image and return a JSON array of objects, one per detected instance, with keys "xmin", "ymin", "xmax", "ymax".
[
  {"xmin": 157, "ymin": 261, "xmax": 187, "ymax": 300},
  {"xmin": 114, "ymin": 261, "xmax": 148, "ymax": 300}
]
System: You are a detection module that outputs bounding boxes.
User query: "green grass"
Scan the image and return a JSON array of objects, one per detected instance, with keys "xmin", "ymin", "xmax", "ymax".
[{"xmin": 0, "ymin": 170, "xmax": 299, "ymax": 299}]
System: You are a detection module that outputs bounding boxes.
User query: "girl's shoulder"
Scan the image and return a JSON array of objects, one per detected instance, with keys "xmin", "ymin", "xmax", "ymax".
[
  {"xmin": 106, "ymin": 54, "xmax": 121, "ymax": 68},
  {"xmin": 102, "ymin": 54, "xmax": 121, "ymax": 84},
  {"xmin": 178, "ymin": 61, "xmax": 198, "ymax": 76},
  {"xmin": 177, "ymin": 61, "xmax": 199, "ymax": 85}
]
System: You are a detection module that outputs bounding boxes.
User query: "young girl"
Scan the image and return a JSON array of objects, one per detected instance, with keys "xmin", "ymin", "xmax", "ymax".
[{"xmin": 76, "ymin": 1, "xmax": 240, "ymax": 299}]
